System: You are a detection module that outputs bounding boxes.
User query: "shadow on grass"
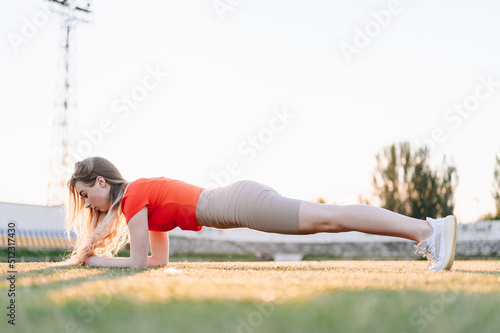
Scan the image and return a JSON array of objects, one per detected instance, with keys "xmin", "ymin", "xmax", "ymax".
[
  {"xmin": 13, "ymin": 264, "xmax": 155, "ymax": 292},
  {"xmin": 7, "ymin": 287, "xmax": 500, "ymax": 333}
]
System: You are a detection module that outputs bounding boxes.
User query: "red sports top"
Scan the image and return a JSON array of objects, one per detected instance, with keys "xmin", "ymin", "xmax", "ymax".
[{"xmin": 120, "ymin": 177, "xmax": 204, "ymax": 232}]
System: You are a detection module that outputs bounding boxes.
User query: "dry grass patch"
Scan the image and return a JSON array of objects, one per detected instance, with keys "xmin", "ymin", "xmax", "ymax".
[{"xmin": 2, "ymin": 260, "xmax": 499, "ymax": 304}]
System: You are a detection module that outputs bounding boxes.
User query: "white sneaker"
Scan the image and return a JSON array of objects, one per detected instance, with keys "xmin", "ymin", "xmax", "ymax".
[{"xmin": 414, "ymin": 215, "xmax": 458, "ymax": 272}]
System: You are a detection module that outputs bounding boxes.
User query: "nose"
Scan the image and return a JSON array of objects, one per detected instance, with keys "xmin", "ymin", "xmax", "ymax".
[{"xmin": 84, "ymin": 199, "xmax": 91, "ymax": 209}]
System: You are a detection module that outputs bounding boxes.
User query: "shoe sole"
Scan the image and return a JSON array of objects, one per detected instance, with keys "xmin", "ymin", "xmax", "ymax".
[{"xmin": 440, "ymin": 215, "xmax": 458, "ymax": 271}]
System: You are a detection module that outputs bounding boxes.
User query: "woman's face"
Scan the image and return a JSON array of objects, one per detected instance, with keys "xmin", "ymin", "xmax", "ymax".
[{"xmin": 75, "ymin": 176, "xmax": 111, "ymax": 213}]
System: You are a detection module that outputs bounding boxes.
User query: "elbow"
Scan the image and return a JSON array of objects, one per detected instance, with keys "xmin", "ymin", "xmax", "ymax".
[
  {"xmin": 148, "ymin": 256, "xmax": 168, "ymax": 267},
  {"xmin": 157, "ymin": 257, "xmax": 169, "ymax": 266},
  {"xmin": 131, "ymin": 258, "xmax": 148, "ymax": 269},
  {"xmin": 131, "ymin": 262, "xmax": 148, "ymax": 269}
]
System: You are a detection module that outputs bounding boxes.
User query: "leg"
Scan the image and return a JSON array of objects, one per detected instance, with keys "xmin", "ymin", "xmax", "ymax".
[{"xmin": 298, "ymin": 201, "xmax": 433, "ymax": 242}]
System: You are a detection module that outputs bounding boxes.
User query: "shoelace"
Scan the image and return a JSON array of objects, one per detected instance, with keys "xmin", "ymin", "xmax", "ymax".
[{"xmin": 414, "ymin": 243, "xmax": 437, "ymax": 269}]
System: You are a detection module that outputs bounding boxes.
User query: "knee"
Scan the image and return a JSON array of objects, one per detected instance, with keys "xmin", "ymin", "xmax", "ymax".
[{"xmin": 298, "ymin": 202, "xmax": 347, "ymax": 234}]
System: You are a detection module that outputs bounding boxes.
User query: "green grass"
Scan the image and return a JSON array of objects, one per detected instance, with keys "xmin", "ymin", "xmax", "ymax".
[
  {"xmin": 0, "ymin": 248, "xmax": 262, "ymax": 263},
  {"xmin": 0, "ymin": 248, "xmax": 71, "ymax": 262},
  {"xmin": 1, "ymin": 261, "xmax": 499, "ymax": 333}
]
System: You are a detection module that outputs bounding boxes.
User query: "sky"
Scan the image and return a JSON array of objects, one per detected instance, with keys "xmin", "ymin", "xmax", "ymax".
[{"xmin": 1, "ymin": 0, "xmax": 500, "ymax": 223}]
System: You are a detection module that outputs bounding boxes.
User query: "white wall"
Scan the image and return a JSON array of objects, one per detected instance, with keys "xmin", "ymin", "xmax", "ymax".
[{"xmin": 0, "ymin": 202, "xmax": 65, "ymax": 231}]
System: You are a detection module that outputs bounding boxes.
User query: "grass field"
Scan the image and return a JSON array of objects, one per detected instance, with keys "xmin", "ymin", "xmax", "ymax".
[{"xmin": 1, "ymin": 260, "xmax": 499, "ymax": 333}]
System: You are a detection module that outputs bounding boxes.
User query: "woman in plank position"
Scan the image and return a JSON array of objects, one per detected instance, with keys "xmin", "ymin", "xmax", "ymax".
[{"xmin": 62, "ymin": 156, "xmax": 458, "ymax": 271}]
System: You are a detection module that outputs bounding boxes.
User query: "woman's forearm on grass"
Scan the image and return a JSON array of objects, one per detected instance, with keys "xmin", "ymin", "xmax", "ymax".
[
  {"xmin": 85, "ymin": 255, "xmax": 167, "ymax": 268},
  {"xmin": 85, "ymin": 255, "xmax": 132, "ymax": 267}
]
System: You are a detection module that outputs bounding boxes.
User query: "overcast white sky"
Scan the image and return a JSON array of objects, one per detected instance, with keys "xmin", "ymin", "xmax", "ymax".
[{"xmin": 1, "ymin": 0, "xmax": 500, "ymax": 223}]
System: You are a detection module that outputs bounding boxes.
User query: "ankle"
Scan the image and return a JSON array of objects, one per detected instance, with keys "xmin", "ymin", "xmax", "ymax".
[{"xmin": 417, "ymin": 219, "xmax": 433, "ymax": 242}]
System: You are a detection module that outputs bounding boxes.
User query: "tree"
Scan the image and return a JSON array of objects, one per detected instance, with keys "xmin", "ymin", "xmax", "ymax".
[
  {"xmin": 372, "ymin": 142, "xmax": 458, "ymax": 219},
  {"xmin": 372, "ymin": 142, "xmax": 412, "ymax": 215}
]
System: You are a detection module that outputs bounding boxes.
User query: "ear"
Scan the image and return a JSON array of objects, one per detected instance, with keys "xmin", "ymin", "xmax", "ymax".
[{"xmin": 96, "ymin": 176, "xmax": 106, "ymax": 187}]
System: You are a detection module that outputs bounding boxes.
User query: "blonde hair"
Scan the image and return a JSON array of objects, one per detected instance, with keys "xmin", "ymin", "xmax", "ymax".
[{"xmin": 61, "ymin": 157, "xmax": 130, "ymax": 265}]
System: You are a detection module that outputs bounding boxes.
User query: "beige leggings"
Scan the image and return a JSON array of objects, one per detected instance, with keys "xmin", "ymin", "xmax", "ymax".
[{"xmin": 195, "ymin": 180, "xmax": 301, "ymax": 235}]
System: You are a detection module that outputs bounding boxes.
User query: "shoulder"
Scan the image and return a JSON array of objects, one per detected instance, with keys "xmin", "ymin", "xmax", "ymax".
[
  {"xmin": 122, "ymin": 178, "xmax": 151, "ymax": 203},
  {"xmin": 121, "ymin": 179, "xmax": 153, "ymax": 219}
]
